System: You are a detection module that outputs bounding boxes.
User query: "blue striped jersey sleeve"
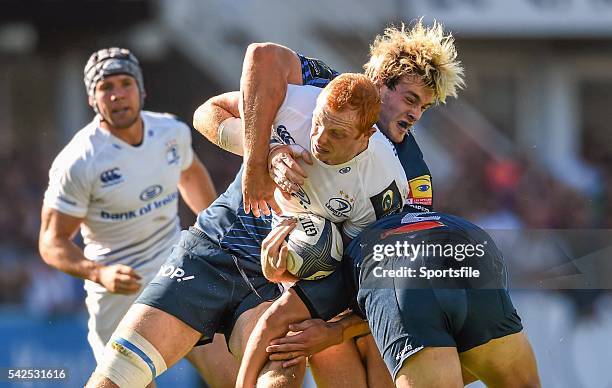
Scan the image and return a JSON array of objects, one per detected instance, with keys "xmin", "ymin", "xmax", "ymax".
[{"xmin": 297, "ymin": 53, "xmax": 339, "ymax": 88}]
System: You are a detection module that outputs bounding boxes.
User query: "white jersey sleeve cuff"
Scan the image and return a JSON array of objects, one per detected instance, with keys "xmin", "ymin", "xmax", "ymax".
[
  {"xmin": 342, "ymin": 222, "xmax": 361, "ymax": 240},
  {"xmin": 43, "ymin": 194, "xmax": 88, "ymax": 218}
]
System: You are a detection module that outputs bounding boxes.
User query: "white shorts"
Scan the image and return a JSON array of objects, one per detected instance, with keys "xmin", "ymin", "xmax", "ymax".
[{"xmin": 84, "ymin": 255, "xmax": 168, "ymax": 362}]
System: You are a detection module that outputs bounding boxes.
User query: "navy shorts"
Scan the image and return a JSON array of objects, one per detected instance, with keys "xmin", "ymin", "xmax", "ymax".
[
  {"xmin": 292, "ymin": 257, "xmax": 355, "ymax": 321},
  {"xmin": 358, "ymin": 285, "xmax": 523, "ymax": 379},
  {"xmin": 136, "ymin": 227, "xmax": 282, "ymax": 345}
]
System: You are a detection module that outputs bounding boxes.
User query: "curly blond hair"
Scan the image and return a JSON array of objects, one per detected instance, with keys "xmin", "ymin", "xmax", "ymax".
[{"xmin": 364, "ymin": 19, "xmax": 465, "ymax": 103}]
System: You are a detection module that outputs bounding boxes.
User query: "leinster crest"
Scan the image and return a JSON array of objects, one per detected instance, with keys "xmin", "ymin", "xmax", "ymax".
[{"xmin": 166, "ymin": 139, "xmax": 180, "ymax": 165}]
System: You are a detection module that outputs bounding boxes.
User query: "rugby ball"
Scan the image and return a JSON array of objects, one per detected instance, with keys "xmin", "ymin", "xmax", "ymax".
[{"xmin": 286, "ymin": 213, "xmax": 343, "ymax": 280}]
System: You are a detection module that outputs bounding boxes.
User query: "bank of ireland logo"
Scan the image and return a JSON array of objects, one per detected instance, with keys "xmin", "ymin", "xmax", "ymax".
[
  {"xmin": 139, "ymin": 184, "xmax": 163, "ymax": 201},
  {"xmin": 100, "ymin": 167, "xmax": 123, "ymax": 187},
  {"xmin": 166, "ymin": 139, "xmax": 180, "ymax": 165}
]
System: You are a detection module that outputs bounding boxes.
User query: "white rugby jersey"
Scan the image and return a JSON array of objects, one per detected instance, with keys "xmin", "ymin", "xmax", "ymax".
[
  {"xmin": 272, "ymin": 85, "xmax": 409, "ymax": 238},
  {"xmin": 44, "ymin": 111, "xmax": 193, "ymax": 273}
]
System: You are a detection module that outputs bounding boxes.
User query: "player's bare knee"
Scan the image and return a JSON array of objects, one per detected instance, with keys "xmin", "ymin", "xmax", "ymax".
[
  {"xmin": 261, "ymin": 291, "xmax": 308, "ymax": 332},
  {"xmin": 257, "ymin": 360, "xmax": 305, "ymax": 388}
]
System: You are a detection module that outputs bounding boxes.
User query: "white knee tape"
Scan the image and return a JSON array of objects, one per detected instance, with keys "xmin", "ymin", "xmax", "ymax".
[{"xmin": 95, "ymin": 328, "xmax": 167, "ymax": 387}]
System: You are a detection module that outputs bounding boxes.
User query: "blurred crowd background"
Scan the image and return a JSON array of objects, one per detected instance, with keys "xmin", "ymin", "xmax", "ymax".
[{"xmin": 1, "ymin": 0, "xmax": 611, "ymax": 387}]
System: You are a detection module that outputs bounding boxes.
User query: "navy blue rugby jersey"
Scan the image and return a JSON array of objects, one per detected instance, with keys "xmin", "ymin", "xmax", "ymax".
[
  {"xmin": 196, "ymin": 165, "xmax": 271, "ymax": 272},
  {"xmin": 344, "ymin": 211, "xmax": 508, "ymax": 315}
]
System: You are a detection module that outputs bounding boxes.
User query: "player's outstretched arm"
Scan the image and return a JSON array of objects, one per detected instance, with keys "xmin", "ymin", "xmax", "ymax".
[
  {"xmin": 38, "ymin": 207, "xmax": 142, "ymax": 294},
  {"xmin": 240, "ymin": 43, "xmax": 303, "ymax": 217}
]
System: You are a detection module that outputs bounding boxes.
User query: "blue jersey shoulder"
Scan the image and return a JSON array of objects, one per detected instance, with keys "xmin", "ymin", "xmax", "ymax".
[{"xmin": 297, "ymin": 53, "xmax": 339, "ymax": 87}]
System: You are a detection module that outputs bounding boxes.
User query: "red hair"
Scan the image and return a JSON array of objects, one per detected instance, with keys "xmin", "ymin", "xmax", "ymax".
[{"xmin": 321, "ymin": 73, "xmax": 381, "ymax": 136}]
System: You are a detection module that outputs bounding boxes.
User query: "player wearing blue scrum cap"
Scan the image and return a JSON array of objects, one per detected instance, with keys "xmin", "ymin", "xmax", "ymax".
[{"xmin": 38, "ymin": 47, "xmax": 233, "ymax": 387}]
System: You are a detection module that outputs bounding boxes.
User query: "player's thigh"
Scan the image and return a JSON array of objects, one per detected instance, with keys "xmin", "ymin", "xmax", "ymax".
[
  {"xmin": 119, "ymin": 303, "xmax": 201, "ymax": 367},
  {"xmin": 232, "ymin": 287, "xmax": 313, "ymax": 354},
  {"xmin": 228, "ymin": 301, "xmax": 273, "ymax": 359},
  {"xmin": 309, "ymin": 339, "xmax": 367, "ymax": 388},
  {"xmin": 185, "ymin": 333, "xmax": 239, "ymax": 388},
  {"xmin": 355, "ymin": 334, "xmax": 394, "ymax": 388},
  {"xmin": 395, "ymin": 347, "xmax": 463, "ymax": 388},
  {"xmin": 459, "ymin": 331, "xmax": 540, "ymax": 388}
]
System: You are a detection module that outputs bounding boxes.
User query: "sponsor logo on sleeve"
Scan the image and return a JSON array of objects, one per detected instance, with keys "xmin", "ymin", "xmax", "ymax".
[
  {"xmin": 370, "ymin": 181, "xmax": 402, "ymax": 220},
  {"xmin": 407, "ymin": 175, "xmax": 432, "ymax": 206}
]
